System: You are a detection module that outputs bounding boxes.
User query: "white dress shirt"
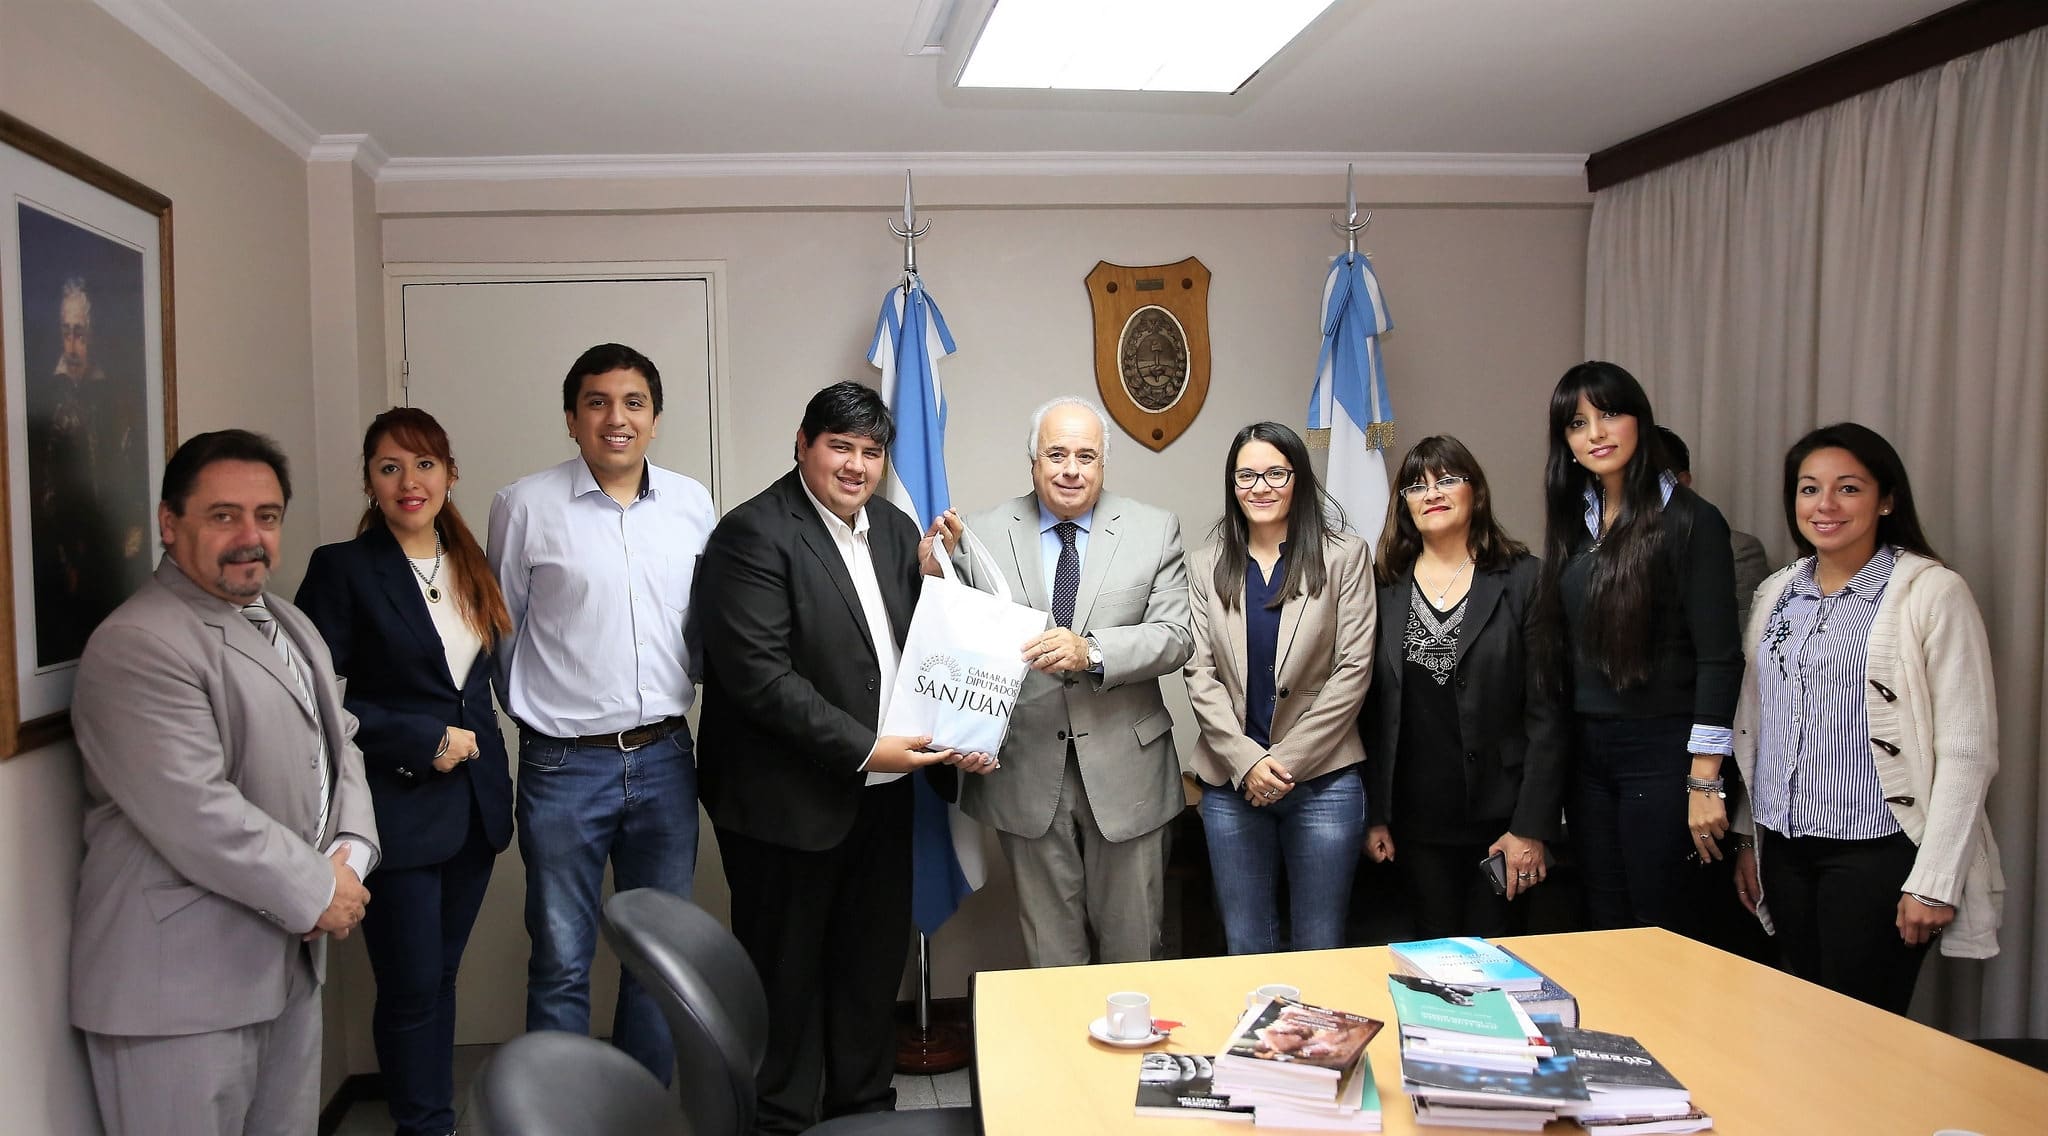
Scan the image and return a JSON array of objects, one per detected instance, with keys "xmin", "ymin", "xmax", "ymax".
[
  {"xmin": 487, "ymin": 457, "xmax": 717, "ymax": 737},
  {"xmin": 797, "ymin": 476, "xmax": 905, "ymax": 786}
]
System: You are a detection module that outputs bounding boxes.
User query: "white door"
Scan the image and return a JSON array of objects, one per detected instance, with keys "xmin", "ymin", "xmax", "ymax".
[{"xmin": 397, "ymin": 272, "xmax": 724, "ymax": 1044}]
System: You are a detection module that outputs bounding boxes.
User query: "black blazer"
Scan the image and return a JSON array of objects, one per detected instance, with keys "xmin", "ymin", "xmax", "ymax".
[
  {"xmin": 296, "ymin": 524, "xmax": 513, "ymax": 871},
  {"xmin": 1360, "ymin": 552, "xmax": 1566, "ymax": 841},
  {"xmin": 696, "ymin": 471, "xmax": 928, "ymax": 851}
]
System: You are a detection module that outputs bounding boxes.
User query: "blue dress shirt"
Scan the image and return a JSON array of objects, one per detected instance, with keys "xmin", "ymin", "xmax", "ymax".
[{"xmin": 487, "ymin": 457, "xmax": 717, "ymax": 737}]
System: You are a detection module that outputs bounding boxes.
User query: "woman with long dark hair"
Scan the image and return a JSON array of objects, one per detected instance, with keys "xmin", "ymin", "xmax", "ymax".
[
  {"xmin": 1729, "ymin": 423, "xmax": 2002, "ymax": 1013},
  {"xmin": 297, "ymin": 407, "xmax": 514, "ymax": 1136},
  {"xmin": 1361, "ymin": 436, "xmax": 1564, "ymax": 938},
  {"xmin": 1536, "ymin": 362, "xmax": 1742, "ymax": 933},
  {"xmin": 1184, "ymin": 422, "xmax": 1375, "ymax": 953}
]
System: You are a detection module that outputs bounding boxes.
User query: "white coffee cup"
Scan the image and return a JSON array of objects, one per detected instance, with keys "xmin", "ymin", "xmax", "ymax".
[
  {"xmin": 1106, "ymin": 991, "xmax": 1153, "ymax": 1039},
  {"xmin": 1246, "ymin": 983, "xmax": 1301, "ymax": 1010}
]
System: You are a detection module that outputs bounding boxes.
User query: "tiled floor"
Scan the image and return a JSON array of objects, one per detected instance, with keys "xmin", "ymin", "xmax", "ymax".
[{"xmin": 331, "ymin": 1046, "xmax": 971, "ymax": 1133}]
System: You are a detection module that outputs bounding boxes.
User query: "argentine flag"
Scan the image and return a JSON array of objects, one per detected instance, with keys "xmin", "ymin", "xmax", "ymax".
[
  {"xmin": 1308, "ymin": 251, "xmax": 1395, "ymax": 549},
  {"xmin": 870, "ymin": 276, "xmax": 988, "ymax": 935}
]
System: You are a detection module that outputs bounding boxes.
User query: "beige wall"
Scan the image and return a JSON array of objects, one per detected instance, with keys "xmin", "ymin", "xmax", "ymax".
[
  {"xmin": 0, "ymin": 0, "xmax": 318, "ymax": 1130},
  {"xmin": 380, "ymin": 184, "xmax": 1590, "ymax": 1008}
]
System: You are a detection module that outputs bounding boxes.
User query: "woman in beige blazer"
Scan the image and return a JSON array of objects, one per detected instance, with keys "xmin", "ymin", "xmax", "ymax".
[{"xmin": 1185, "ymin": 422, "xmax": 1376, "ymax": 954}]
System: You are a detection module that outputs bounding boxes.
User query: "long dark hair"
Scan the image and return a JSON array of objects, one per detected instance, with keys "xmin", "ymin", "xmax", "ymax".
[
  {"xmin": 1536, "ymin": 361, "xmax": 1667, "ymax": 689},
  {"xmin": 1782, "ymin": 422, "xmax": 1939, "ymax": 561},
  {"xmin": 1374, "ymin": 435, "xmax": 1527, "ymax": 586},
  {"xmin": 359, "ymin": 407, "xmax": 513, "ymax": 643},
  {"xmin": 1211, "ymin": 422, "xmax": 1344, "ymax": 610}
]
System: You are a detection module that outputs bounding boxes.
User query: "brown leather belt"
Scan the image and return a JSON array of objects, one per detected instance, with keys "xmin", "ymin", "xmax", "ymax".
[{"xmin": 524, "ymin": 715, "xmax": 688, "ymax": 753}]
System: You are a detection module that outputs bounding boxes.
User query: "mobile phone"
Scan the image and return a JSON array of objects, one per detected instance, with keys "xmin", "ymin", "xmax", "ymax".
[{"xmin": 1480, "ymin": 850, "xmax": 1509, "ymax": 896}]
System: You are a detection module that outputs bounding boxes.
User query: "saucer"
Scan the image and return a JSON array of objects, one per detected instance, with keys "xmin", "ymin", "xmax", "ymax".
[{"xmin": 1088, "ymin": 1016, "xmax": 1168, "ymax": 1048}]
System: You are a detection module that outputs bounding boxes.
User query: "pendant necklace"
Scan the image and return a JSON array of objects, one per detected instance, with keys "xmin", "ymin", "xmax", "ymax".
[
  {"xmin": 1427, "ymin": 556, "xmax": 1473, "ymax": 608},
  {"xmin": 409, "ymin": 531, "xmax": 444, "ymax": 604}
]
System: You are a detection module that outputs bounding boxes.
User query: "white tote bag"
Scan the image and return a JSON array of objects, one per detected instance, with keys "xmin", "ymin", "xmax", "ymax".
[{"xmin": 879, "ymin": 527, "xmax": 1047, "ymax": 756}]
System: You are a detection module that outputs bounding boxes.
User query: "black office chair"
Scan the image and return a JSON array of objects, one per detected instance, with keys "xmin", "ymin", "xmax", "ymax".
[
  {"xmin": 468, "ymin": 1029, "xmax": 690, "ymax": 1136},
  {"xmin": 602, "ymin": 888, "xmax": 975, "ymax": 1136}
]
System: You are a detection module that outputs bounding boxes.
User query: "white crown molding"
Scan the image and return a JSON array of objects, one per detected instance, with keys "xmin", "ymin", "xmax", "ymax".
[
  {"xmin": 376, "ymin": 150, "xmax": 1587, "ymax": 184},
  {"xmin": 90, "ymin": 0, "xmax": 319, "ymax": 157},
  {"xmin": 309, "ymin": 133, "xmax": 390, "ymax": 178}
]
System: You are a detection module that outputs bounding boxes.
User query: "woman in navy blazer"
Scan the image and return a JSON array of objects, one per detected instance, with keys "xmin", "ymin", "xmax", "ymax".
[
  {"xmin": 297, "ymin": 407, "xmax": 513, "ymax": 1136},
  {"xmin": 1361, "ymin": 436, "xmax": 1566, "ymax": 940}
]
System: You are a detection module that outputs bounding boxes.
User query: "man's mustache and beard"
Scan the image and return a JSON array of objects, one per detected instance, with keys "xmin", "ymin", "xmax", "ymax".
[{"xmin": 215, "ymin": 545, "xmax": 271, "ymax": 599}]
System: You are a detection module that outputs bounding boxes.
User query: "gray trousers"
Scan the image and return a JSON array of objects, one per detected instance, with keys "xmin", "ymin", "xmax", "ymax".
[
  {"xmin": 998, "ymin": 749, "xmax": 1168, "ymax": 967},
  {"xmin": 85, "ymin": 949, "xmax": 321, "ymax": 1136}
]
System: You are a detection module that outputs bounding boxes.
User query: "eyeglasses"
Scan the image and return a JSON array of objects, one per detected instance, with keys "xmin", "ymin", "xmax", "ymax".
[
  {"xmin": 1399, "ymin": 475, "xmax": 1470, "ymax": 499},
  {"xmin": 1233, "ymin": 467, "xmax": 1295, "ymax": 490}
]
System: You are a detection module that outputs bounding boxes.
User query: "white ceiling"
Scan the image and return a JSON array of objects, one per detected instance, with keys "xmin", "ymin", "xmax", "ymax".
[{"xmin": 111, "ymin": 0, "xmax": 1956, "ymax": 161}]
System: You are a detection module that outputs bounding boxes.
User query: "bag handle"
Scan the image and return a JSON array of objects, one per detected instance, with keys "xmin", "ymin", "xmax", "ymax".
[{"xmin": 934, "ymin": 524, "xmax": 1015, "ymax": 605}]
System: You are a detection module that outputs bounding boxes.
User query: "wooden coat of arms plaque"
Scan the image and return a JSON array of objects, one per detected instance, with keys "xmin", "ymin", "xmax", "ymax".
[{"xmin": 1085, "ymin": 257, "xmax": 1210, "ymax": 452}]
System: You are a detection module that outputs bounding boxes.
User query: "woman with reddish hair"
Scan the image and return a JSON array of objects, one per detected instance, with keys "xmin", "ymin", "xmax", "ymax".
[{"xmin": 297, "ymin": 407, "xmax": 514, "ymax": 1136}]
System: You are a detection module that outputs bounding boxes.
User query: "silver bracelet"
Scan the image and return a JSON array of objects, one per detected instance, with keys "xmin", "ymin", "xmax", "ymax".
[
  {"xmin": 1685, "ymin": 776, "xmax": 1726, "ymax": 799},
  {"xmin": 1908, "ymin": 892, "xmax": 1951, "ymax": 909}
]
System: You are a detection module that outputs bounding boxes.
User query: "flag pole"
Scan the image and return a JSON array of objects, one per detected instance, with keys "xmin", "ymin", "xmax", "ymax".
[
  {"xmin": 1332, "ymin": 161, "xmax": 1371, "ymax": 253},
  {"xmin": 885, "ymin": 169, "xmax": 971, "ymax": 1076}
]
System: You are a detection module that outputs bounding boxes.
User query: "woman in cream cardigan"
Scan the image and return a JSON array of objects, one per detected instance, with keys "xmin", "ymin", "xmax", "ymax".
[
  {"xmin": 1185, "ymin": 422, "xmax": 1375, "ymax": 954},
  {"xmin": 1729, "ymin": 423, "xmax": 2003, "ymax": 1014}
]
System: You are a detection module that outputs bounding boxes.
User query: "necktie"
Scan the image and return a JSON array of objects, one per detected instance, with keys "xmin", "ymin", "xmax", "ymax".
[
  {"xmin": 242, "ymin": 599, "xmax": 330, "ymax": 836},
  {"xmin": 1051, "ymin": 521, "xmax": 1081, "ymax": 630}
]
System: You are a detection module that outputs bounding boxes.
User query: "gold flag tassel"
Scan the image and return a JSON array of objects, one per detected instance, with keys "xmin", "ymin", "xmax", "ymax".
[{"xmin": 1365, "ymin": 420, "xmax": 1397, "ymax": 451}]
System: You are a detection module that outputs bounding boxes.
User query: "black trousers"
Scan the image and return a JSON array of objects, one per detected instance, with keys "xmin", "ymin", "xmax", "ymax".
[
  {"xmin": 1395, "ymin": 833, "xmax": 1518, "ymax": 942},
  {"xmin": 718, "ymin": 778, "xmax": 914, "ymax": 1135},
  {"xmin": 1758, "ymin": 827, "xmax": 1933, "ymax": 1015},
  {"xmin": 1569, "ymin": 716, "xmax": 1703, "ymax": 937},
  {"xmin": 359, "ymin": 811, "xmax": 498, "ymax": 1136}
]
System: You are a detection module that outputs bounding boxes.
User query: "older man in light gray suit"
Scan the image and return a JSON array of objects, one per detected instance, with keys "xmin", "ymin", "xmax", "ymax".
[
  {"xmin": 950, "ymin": 397, "xmax": 1193, "ymax": 966},
  {"xmin": 70, "ymin": 429, "xmax": 378, "ymax": 1136}
]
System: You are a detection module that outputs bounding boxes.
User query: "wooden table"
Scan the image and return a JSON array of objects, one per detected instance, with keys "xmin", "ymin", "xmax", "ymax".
[{"xmin": 971, "ymin": 928, "xmax": 2048, "ymax": 1134}]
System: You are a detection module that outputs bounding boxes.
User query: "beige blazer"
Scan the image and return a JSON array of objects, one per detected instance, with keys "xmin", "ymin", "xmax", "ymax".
[
  {"xmin": 70, "ymin": 560, "xmax": 377, "ymax": 1036},
  {"xmin": 1184, "ymin": 532, "xmax": 1376, "ymax": 788},
  {"xmin": 955, "ymin": 492, "xmax": 1194, "ymax": 842}
]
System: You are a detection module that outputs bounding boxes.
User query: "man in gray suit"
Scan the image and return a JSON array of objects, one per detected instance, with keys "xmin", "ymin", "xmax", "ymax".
[
  {"xmin": 953, "ymin": 397, "xmax": 1193, "ymax": 966},
  {"xmin": 70, "ymin": 429, "xmax": 378, "ymax": 1135}
]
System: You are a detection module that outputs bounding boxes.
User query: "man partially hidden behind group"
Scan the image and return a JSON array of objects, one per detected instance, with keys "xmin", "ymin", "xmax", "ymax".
[
  {"xmin": 950, "ymin": 396, "xmax": 1194, "ymax": 966},
  {"xmin": 70, "ymin": 429, "xmax": 379, "ymax": 1135},
  {"xmin": 31, "ymin": 275, "xmax": 150, "ymax": 663},
  {"xmin": 696, "ymin": 381, "xmax": 995, "ymax": 1133}
]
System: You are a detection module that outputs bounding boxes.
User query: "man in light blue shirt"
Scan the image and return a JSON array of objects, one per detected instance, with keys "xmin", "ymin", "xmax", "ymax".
[{"xmin": 487, "ymin": 343, "xmax": 716, "ymax": 1082}]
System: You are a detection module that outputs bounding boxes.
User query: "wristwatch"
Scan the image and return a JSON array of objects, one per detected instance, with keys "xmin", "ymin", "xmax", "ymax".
[{"xmin": 1085, "ymin": 638, "xmax": 1104, "ymax": 673}]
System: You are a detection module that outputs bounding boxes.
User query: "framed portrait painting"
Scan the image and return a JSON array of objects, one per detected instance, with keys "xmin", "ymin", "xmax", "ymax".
[{"xmin": 0, "ymin": 112, "xmax": 175, "ymax": 758}]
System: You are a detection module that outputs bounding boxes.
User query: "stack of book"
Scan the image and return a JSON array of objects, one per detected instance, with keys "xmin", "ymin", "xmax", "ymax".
[
  {"xmin": 1388, "ymin": 936, "xmax": 1579, "ymax": 1027},
  {"xmin": 1387, "ymin": 973, "xmax": 1589, "ymax": 1130},
  {"xmin": 1143, "ymin": 996, "xmax": 1385, "ymax": 1131},
  {"xmin": 1555, "ymin": 1027, "xmax": 1712, "ymax": 1135}
]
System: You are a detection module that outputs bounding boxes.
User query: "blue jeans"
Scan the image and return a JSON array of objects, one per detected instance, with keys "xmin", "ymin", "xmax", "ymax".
[
  {"xmin": 517, "ymin": 728, "xmax": 698, "ymax": 1082},
  {"xmin": 1199, "ymin": 766, "xmax": 1366, "ymax": 954}
]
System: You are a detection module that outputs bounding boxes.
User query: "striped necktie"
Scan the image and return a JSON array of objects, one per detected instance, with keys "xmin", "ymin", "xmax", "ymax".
[{"xmin": 241, "ymin": 599, "xmax": 330, "ymax": 837}]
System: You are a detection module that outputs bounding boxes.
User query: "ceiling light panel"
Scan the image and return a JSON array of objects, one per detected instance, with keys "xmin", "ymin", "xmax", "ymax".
[{"xmin": 957, "ymin": 0, "xmax": 1342, "ymax": 93}]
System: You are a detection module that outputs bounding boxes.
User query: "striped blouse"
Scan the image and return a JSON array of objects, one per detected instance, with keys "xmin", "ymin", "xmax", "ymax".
[{"xmin": 1750, "ymin": 545, "xmax": 1901, "ymax": 839}]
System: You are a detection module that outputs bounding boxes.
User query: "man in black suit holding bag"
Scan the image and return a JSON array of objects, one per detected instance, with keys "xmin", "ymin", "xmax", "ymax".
[{"xmin": 697, "ymin": 381, "xmax": 995, "ymax": 1133}]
